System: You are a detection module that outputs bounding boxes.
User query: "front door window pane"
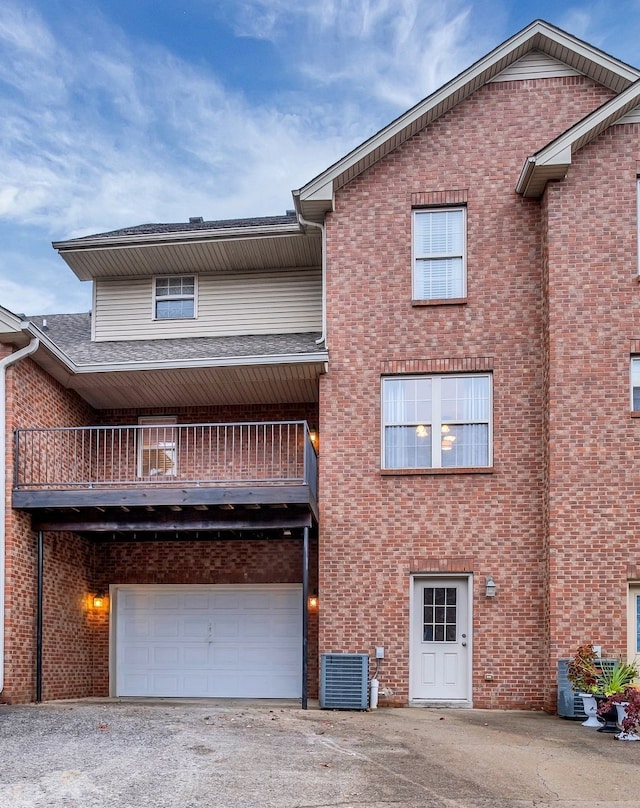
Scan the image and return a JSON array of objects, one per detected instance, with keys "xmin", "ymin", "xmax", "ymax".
[{"xmin": 423, "ymin": 586, "xmax": 457, "ymax": 643}]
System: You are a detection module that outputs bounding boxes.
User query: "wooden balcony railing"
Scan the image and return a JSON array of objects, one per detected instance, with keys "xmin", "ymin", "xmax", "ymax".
[{"xmin": 14, "ymin": 421, "xmax": 318, "ymax": 495}]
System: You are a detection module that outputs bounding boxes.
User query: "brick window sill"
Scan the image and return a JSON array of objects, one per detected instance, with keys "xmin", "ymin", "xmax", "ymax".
[
  {"xmin": 380, "ymin": 467, "xmax": 494, "ymax": 476},
  {"xmin": 631, "ymin": 411, "xmax": 640, "ymax": 417},
  {"xmin": 412, "ymin": 298, "xmax": 467, "ymax": 307}
]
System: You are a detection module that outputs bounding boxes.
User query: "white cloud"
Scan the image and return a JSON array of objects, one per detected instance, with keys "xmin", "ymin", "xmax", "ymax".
[
  {"xmin": 0, "ymin": 250, "xmax": 91, "ymax": 315},
  {"xmin": 223, "ymin": 0, "xmax": 488, "ymax": 108},
  {"xmin": 0, "ymin": 0, "xmax": 507, "ymax": 312}
]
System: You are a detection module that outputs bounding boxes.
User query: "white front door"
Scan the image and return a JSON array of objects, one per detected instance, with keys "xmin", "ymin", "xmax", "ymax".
[{"xmin": 410, "ymin": 577, "xmax": 471, "ymax": 702}]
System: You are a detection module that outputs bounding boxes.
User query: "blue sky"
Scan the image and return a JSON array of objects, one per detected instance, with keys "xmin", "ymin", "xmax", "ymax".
[{"xmin": 1, "ymin": 0, "xmax": 639, "ymax": 314}]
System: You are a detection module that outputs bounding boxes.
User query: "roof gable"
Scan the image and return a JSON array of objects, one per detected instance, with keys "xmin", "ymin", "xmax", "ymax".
[
  {"xmin": 516, "ymin": 78, "xmax": 640, "ymax": 197},
  {"xmin": 294, "ymin": 19, "xmax": 640, "ymax": 222}
]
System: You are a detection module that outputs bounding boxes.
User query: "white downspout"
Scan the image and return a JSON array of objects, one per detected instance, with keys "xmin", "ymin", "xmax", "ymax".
[
  {"xmin": 297, "ymin": 214, "xmax": 327, "ymax": 349},
  {"xmin": 0, "ymin": 337, "xmax": 40, "ymax": 694}
]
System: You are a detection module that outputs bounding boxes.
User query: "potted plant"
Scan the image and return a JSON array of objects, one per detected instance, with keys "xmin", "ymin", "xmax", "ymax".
[
  {"xmin": 595, "ymin": 662, "xmax": 640, "ymax": 734},
  {"xmin": 566, "ymin": 643, "xmax": 602, "ymax": 727},
  {"xmin": 598, "ymin": 684, "xmax": 640, "ymax": 741}
]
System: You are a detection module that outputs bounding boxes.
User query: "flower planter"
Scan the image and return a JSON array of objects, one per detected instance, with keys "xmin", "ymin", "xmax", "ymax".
[
  {"xmin": 614, "ymin": 703, "xmax": 640, "ymax": 741},
  {"xmin": 594, "ymin": 695, "xmax": 619, "ymax": 733},
  {"xmin": 579, "ymin": 694, "xmax": 602, "ymax": 727}
]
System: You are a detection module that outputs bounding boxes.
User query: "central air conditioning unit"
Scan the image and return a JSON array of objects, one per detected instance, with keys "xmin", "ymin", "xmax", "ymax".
[
  {"xmin": 557, "ymin": 658, "xmax": 616, "ymax": 718},
  {"xmin": 320, "ymin": 653, "xmax": 369, "ymax": 710}
]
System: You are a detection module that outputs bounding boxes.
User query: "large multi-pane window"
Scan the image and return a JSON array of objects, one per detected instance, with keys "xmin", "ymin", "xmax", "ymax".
[
  {"xmin": 382, "ymin": 374, "xmax": 491, "ymax": 469},
  {"xmin": 413, "ymin": 207, "xmax": 466, "ymax": 300},
  {"xmin": 154, "ymin": 275, "xmax": 196, "ymax": 319}
]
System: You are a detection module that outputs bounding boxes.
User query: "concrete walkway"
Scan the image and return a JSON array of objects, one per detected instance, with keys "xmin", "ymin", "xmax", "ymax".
[{"xmin": 0, "ymin": 700, "xmax": 638, "ymax": 807}]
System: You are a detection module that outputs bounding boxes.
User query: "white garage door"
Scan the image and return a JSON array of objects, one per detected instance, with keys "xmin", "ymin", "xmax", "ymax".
[{"xmin": 114, "ymin": 584, "xmax": 302, "ymax": 698}]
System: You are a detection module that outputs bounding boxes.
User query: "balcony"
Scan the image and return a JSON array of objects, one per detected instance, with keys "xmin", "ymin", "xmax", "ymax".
[{"xmin": 13, "ymin": 421, "xmax": 318, "ymax": 536}]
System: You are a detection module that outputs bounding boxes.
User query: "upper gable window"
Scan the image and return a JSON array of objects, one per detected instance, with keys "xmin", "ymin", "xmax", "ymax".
[
  {"xmin": 154, "ymin": 275, "xmax": 196, "ymax": 320},
  {"xmin": 413, "ymin": 208, "xmax": 466, "ymax": 301}
]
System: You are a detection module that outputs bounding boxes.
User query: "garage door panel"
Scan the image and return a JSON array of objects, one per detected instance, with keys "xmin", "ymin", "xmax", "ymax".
[
  {"xmin": 213, "ymin": 617, "xmax": 241, "ymax": 638},
  {"xmin": 123, "ymin": 619, "xmax": 151, "ymax": 639},
  {"xmin": 183, "ymin": 618, "xmax": 210, "ymax": 639},
  {"xmin": 122, "ymin": 646, "xmax": 150, "ymax": 665},
  {"xmin": 211, "ymin": 592, "xmax": 241, "ymax": 609},
  {"xmin": 152, "ymin": 616, "xmax": 181, "ymax": 638},
  {"xmin": 153, "ymin": 646, "xmax": 180, "ymax": 666},
  {"xmin": 115, "ymin": 585, "xmax": 302, "ymax": 698},
  {"xmin": 154, "ymin": 593, "xmax": 182, "ymax": 609},
  {"xmin": 183, "ymin": 646, "xmax": 211, "ymax": 666},
  {"xmin": 182, "ymin": 593, "xmax": 211, "ymax": 609}
]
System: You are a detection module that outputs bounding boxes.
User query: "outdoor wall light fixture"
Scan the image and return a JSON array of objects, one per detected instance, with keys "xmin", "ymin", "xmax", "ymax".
[
  {"xmin": 307, "ymin": 593, "xmax": 319, "ymax": 612},
  {"xmin": 485, "ymin": 576, "xmax": 497, "ymax": 598},
  {"xmin": 92, "ymin": 590, "xmax": 106, "ymax": 609}
]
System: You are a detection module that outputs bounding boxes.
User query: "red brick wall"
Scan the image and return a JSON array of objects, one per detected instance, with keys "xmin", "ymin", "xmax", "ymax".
[
  {"xmin": 3, "ymin": 356, "xmax": 95, "ymax": 702},
  {"xmin": 319, "ymin": 76, "xmax": 614, "ymax": 708},
  {"xmin": 542, "ymin": 122, "xmax": 640, "ymax": 708}
]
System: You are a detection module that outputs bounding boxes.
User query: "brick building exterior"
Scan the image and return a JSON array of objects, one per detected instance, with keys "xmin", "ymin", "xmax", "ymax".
[{"xmin": 1, "ymin": 20, "xmax": 640, "ymax": 709}]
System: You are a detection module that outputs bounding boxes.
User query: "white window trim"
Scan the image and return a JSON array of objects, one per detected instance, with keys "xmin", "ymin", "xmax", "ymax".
[
  {"xmin": 153, "ymin": 275, "xmax": 197, "ymax": 320},
  {"xmin": 628, "ymin": 583, "xmax": 640, "ymax": 661},
  {"xmin": 631, "ymin": 358, "xmax": 640, "ymax": 410},
  {"xmin": 412, "ymin": 207, "xmax": 467, "ymax": 301},
  {"xmin": 381, "ymin": 373, "xmax": 492, "ymax": 470}
]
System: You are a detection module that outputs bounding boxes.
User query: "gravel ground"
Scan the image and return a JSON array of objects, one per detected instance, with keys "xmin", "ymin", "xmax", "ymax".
[{"xmin": 0, "ymin": 700, "xmax": 639, "ymax": 807}]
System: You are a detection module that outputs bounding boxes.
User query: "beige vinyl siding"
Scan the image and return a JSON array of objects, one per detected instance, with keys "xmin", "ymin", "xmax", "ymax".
[
  {"xmin": 491, "ymin": 51, "xmax": 583, "ymax": 82},
  {"xmin": 93, "ymin": 267, "xmax": 322, "ymax": 341}
]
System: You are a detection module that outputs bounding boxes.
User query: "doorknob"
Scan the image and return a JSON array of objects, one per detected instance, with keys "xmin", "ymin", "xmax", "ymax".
[{"xmin": 461, "ymin": 641, "xmax": 467, "ymax": 647}]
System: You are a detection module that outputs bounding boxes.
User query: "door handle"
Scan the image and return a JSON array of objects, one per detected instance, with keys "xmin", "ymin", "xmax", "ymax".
[{"xmin": 461, "ymin": 642, "xmax": 467, "ymax": 647}]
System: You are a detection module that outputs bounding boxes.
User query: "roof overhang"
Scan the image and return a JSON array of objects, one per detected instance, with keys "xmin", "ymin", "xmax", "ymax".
[
  {"xmin": 53, "ymin": 223, "xmax": 321, "ymax": 281},
  {"xmin": 517, "ymin": 78, "xmax": 640, "ymax": 197},
  {"xmin": 0, "ymin": 306, "xmax": 33, "ymax": 347},
  {"xmin": 294, "ymin": 19, "xmax": 640, "ymax": 222},
  {"xmin": 1, "ymin": 318, "xmax": 328, "ymax": 409}
]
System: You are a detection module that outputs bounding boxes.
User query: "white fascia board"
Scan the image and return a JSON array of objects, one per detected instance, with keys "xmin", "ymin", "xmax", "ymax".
[
  {"xmin": 538, "ymin": 143, "xmax": 573, "ymax": 167},
  {"xmin": 297, "ymin": 20, "xmax": 640, "ymax": 202},
  {"xmin": 515, "ymin": 157, "xmax": 538, "ymax": 195},
  {"xmin": 69, "ymin": 352, "xmax": 329, "ymax": 374},
  {"xmin": 53, "ymin": 223, "xmax": 303, "ymax": 252},
  {"xmin": 0, "ymin": 306, "xmax": 24, "ymax": 333}
]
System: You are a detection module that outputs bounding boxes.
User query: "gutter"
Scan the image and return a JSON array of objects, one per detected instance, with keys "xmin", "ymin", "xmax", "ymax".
[
  {"xmin": 0, "ymin": 336, "xmax": 40, "ymax": 695},
  {"xmin": 296, "ymin": 210, "xmax": 327, "ymax": 349}
]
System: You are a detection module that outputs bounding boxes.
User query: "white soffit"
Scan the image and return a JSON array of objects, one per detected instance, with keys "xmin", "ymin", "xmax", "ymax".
[
  {"xmin": 295, "ymin": 20, "xmax": 640, "ymax": 221},
  {"xmin": 56, "ymin": 231, "xmax": 322, "ymax": 281},
  {"xmin": 517, "ymin": 79, "xmax": 640, "ymax": 197}
]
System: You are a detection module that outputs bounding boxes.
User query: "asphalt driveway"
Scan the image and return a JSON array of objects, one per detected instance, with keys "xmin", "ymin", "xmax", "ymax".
[{"xmin": 0, "ymin": 699, "xmax": 638, "ymax": 807}]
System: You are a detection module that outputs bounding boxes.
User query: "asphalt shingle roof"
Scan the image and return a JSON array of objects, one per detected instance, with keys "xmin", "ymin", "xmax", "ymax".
[
  {"xmin": 28, "ymin": 313, "xmax": 324, "ymax": 366},
  {"xmin": 68, "ymin": 213, "xmax": 298, "ymax": 242}
]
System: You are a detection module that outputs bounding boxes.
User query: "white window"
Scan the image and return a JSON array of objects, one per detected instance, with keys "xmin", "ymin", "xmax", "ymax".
[
  {"xmin": 137, "ymin": 416, "xmax": 177, "ymax": 478},
  {"xmin": 382, "ymin": 374, "xmax": 491, "ymax": 469},
  {"xmin": 154, "ymin": 275, "xmax": 196, "ymax": 319},
  {"xmin": 413, "ymin": 208, "xmax": 466, "ymax": 300},
  {"xmin": 632, "ymin": 359, "xmax": 640, "ymax": 410}
]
